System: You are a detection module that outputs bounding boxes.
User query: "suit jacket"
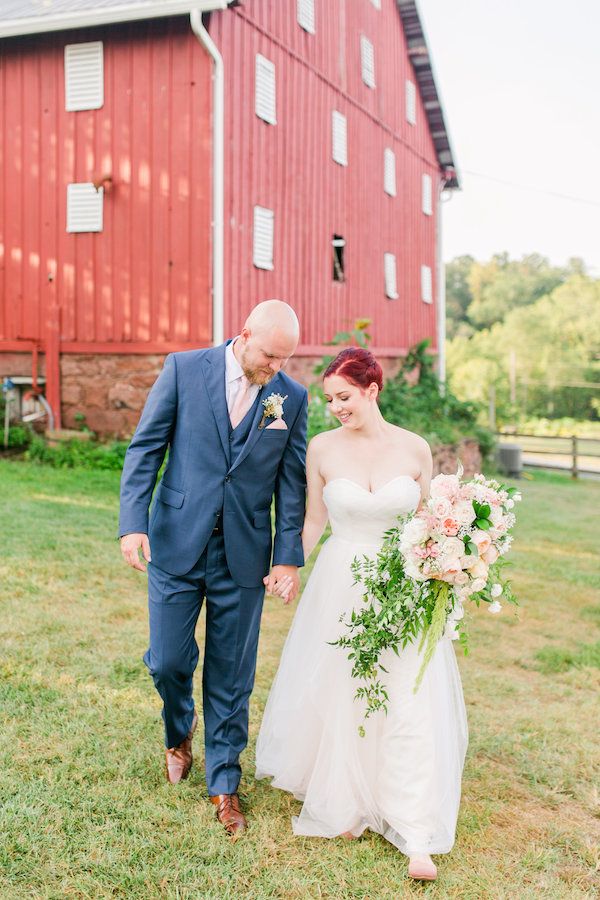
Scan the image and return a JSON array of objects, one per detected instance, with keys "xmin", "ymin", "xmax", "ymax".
[{"xmin": 118, "ymin": 341, "xmax": 308, "ymax": 587}]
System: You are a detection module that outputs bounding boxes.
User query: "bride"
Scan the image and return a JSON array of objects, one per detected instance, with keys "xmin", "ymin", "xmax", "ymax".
[{"xmin": 256, "ymin": 347, "xmax": 468, "ymax": 882}]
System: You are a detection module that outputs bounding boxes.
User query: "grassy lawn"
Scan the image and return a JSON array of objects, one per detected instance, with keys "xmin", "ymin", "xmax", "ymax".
[{"xmin": 0, "ymin": 461, "xmax": 598, "ymax": 899}]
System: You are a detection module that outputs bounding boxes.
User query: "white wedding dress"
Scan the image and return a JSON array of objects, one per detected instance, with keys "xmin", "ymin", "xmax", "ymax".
[{"xmin": 256, "ymin": 476, "xmax": 468, "ymax": 855}]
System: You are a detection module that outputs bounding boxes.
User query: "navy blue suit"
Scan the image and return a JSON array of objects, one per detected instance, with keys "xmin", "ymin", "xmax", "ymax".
[{"xmin": 119, "ymin": 341, "xmax": 307, "ymax": 794}]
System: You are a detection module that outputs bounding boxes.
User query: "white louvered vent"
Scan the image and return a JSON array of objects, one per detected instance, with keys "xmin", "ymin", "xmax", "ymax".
[
  {"xmin": 66, "ymin": 183, "xmax": 103, "ymax": 233},
  {"xmin": 360, "ymin": 35, "xmax": 375, "ymax": 88},
  {"xmin": 64, "ymin": 42, "xmax": 103, "ymax": 111},
  {"xmin": 253, "ymin": 206, "xmax": 274, "ymax": 270},
  {"xmin": 332, "ymin": 111, "xmax": 348, "ymax": 166},
  {"xmin": 255, "ymin": 54, "xmax": 277, "ymax": 125},
  {"xmin": 384, "ymin": 148, "xmax": 396, "ymax": 196},
  {"xmin": 422, "ymin": 173, "xmax": 433, "ymax": 215},
  {"xmin": 297, "ymin": 0, "xmax": 315, "ymax": 33},
  {"xmin": 384, "ymin": 253, "xmax": 399, "ymax": 300},
  {"xmin": 421, "ymin": 264, "xmax": 433, "ymax": 303},
  {"xmin": 406, "ymin": 78, "xmax": 416, "ymax": 125}
]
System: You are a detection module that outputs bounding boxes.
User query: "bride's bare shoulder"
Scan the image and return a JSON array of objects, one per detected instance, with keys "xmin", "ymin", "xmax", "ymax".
[
  {"xmin": 307, "ymin": 428, "xmax": 341, "ymax": 458},
  {"xmin": 387, "ymin": 424, "xmax": 431, "ymax": 456}
]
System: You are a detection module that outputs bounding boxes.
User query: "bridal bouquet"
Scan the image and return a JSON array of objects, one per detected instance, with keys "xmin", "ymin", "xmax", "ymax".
[{"xmin": 333, "ymin": 464, "xmax": 521, "ymax": 726}]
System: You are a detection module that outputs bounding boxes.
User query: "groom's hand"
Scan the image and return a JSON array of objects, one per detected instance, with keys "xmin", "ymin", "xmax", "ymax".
[
  {"xmin": 120, "ymin": 533, "xmax": 152, "ymax": 572},
  {"xmin": 263, "ymin": 565, "xmax": 300, "ymax": 605}
]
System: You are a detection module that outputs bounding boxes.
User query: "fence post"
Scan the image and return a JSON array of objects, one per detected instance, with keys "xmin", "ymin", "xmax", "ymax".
[{"xmin": 571, "ymin": 435, "xmax": 578, "ymax": 479}]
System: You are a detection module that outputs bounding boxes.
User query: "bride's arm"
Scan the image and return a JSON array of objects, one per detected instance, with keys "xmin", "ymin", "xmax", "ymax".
[
  {"xmin": 415, "ymin": 436, "xmax": 433, "ymax": 509},
  {"xmin": 301, "ymin": 436, "xmax": 329, "ymax": 560}
]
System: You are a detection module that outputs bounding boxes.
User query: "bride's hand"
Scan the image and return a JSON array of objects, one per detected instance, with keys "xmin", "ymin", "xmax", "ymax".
[{"xmin": 272, "ymin": 575, "xmax": 294, "ymax": 602}]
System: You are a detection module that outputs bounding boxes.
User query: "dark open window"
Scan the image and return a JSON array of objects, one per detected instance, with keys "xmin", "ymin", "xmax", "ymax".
[{"xmin": 333, "ymin": 234, "xmax": 345, "ymax": 282}]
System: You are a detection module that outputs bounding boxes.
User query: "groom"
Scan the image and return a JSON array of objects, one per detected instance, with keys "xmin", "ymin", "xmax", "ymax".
[{"xmin": 119, "ymin": 300, "xmax": 307, "ymax": 837}]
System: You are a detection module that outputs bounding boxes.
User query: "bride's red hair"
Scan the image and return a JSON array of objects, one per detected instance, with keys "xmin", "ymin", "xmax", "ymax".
[{"xmin": 323, "ymin": 347, "xmax": 384, "ymax": 393}]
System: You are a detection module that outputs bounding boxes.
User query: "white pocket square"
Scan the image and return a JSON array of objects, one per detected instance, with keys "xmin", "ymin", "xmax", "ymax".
[{"xmin": 266, "ymin": 419, "xmax": 288, "ymax": 430}]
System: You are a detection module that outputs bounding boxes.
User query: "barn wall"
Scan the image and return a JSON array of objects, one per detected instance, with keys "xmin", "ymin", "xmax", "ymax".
[
  {"xmin": 0, "ymin": 18, "xmax": 212, "ymax": 349},
  {"xmin": 210, "ymin": 0, "xmax": 440, "ymax": 352}
]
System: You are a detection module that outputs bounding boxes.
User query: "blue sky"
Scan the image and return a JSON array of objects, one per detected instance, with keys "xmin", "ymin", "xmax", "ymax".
[{"xmin": 418, "ymin": 0, "xmax": 600, "ymax": 273}]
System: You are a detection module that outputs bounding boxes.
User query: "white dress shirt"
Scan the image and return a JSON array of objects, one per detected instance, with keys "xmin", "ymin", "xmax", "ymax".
[{"xmin": 225, "ymin": 337, "xmax": 260, "ymax": 415}]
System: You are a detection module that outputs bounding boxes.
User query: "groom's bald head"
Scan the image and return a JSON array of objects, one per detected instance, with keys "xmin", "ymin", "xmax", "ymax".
[{"xmin": 236, "ymin": 300, "xmax": 300, "ymax": 385}]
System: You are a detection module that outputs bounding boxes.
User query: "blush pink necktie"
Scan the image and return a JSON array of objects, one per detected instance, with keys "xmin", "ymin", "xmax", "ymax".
[{"xmin": 230, "ymin": 375, "xmax": 252, "ymax": 428}]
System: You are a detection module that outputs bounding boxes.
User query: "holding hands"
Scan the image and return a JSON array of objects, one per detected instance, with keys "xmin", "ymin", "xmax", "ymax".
[{"xmin": 264, "ymin": 565, "xmax": 299, "ymax": 604}]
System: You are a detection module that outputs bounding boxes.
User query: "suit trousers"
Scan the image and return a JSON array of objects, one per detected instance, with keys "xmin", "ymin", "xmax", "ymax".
[{"xmin": 144, "ymin": 532, "xmax": 265, "ymax": 796}]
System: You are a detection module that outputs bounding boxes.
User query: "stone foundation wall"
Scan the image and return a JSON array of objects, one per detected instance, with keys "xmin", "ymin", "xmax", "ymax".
[{"xmin": 432, "ymin": 439, "xmax": 482, "ymax": 478}]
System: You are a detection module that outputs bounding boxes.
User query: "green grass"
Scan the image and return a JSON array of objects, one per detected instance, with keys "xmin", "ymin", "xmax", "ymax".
[{"xmin": 0, "ymin": 462, "xmax": 599, "ymax": 898}]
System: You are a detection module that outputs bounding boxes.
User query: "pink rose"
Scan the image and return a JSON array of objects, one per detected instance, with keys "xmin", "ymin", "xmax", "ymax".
[
  {"xmin": 442, "ymin": 516, "xmax": 460, "ymax": 536},
  {"xmin": 482, "ymin": 545, "xmax": 499, "ymax": 565},
  {"xmin": 471, "ymin": 530, "xmax": 492, "ymax": 555}
]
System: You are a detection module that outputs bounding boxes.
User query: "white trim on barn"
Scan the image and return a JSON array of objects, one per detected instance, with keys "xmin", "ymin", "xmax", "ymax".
[
  {"xmin": 384, "ymin": 253, "xmax": 399, "ymax": 300},
  {"xmin": 253, "ymin": 205, "xmax": 275, "ymax": 270},
  {"xmin": 64, "ymin": 42, "xmax": 104, "ymax": 111},
  {"xmin": 406, "ymin": 79, "xmax": 417, "ymax": 125},
  {"xmin": 297, "ymin": 0, "xmax": 315, "ymax": 34},
  {"xmin": 255, "ymin": 54, "xmax": 277, "ymax": 125},
  {"xmin": 332, "ymin": 111, "xmax": 348, "ymax": 166},
  {"xmin": 360, "ymin": 35, "xmax": 376, "ymax": 88},
  {"xmin": 66, "ymin": 183, "xmax": 104, "ymax": 233},
  {"xmin": 422, "ymin": 173, "xmax": 433, "ymax": 215},
  {"xmin": 384, "ymin": 148, "xmax": 396, "ymax": 196},
  {"xmin": 421, "ymin": 264, "xmax": 433, "ymax": 303}
]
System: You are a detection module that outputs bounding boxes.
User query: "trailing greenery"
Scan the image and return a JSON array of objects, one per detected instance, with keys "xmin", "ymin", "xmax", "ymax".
[
  {"xmin": 308, "ymin": 322, "xmax": 495, "ymax": 456},
  {"xmin": 26, "ymin": 435, "xmax": 129, "ymax": 470}
]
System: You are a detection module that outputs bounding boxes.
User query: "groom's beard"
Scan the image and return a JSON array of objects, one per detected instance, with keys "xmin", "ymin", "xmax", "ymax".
[{"xmin": 244, "ymin": 366, "xmax": 276, "ymax": 386}]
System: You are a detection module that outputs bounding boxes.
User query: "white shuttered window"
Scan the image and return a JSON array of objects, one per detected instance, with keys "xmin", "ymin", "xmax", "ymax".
[
  {"xmin": 255, "ymin": 54, "xmax": 277, "ymax": 125},
  {"xmin": 370, "ymin": 0, "xmax": 382, "ymax": 8},
  {"xmin": 360, "ymin": 35, "xmax": 375, "ymax": 88},
  {"xmin": 384, "ymin": 148, "xmax": 396, "ymax": 196},
  {"xmin": 64, "ymin": 42, "xmax": 103, "ymax": 111},
  {"xmin": 297, "ymin": 0, "xmax": 315, "ymax": 33},
  {"xmin": 66, "ymin": 183, "xmax": 103, "ymax": 233},
  {"xmin": 422, "ymin": 173, "xmax": 433, "ymax": 215},
  {"xmin": 253, "ymin": 206, "xmax": 274, "ymax": 270},
  {"xmin": 406, "ymin": 78, "xmax": 416, "ymax": 125},
  {"xmin": 332, "ymin": 111, "xmax": 348, "ymax": 166},
  {"xmin": 384, "ymin": 253, "xmax": 399, "ymax": 299},
  {"xmin": 421, "ymin": 265, "xmax": 433, "ymax": 303}
]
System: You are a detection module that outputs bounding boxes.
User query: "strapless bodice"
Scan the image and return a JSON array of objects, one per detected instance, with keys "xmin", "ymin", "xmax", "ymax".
[{"xmin": 322, "ymin": 476, "xmax": 421, "ymax": 545}]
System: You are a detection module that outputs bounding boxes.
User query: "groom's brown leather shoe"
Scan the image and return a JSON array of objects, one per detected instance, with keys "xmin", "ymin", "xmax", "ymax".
[
  {"xmin": 165, "ymin": 711, "xmax": 198, "ymax": 784},
  {"xmin": 210, "ymin": 793, "xmax": 247, "ymax": 839}
]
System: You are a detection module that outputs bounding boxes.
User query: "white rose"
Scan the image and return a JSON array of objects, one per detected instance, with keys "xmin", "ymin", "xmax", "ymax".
[
  {"xmin": 489, "ymin": 506, "xmax": 504, "ymax": 525},
  {"xmin": 440, "ymin": 536, "xmax": 465, "ymax": 559},
  {"xmin": 454, "ymin": 500, "xmax": 477, "ymax": 526},
  {"xmin": 467, "ymin": 558, "xmax": 488, "ymax": 579},
  {"xmin": 471, "ymin": 577, "xmax": 487, "ymax": 593},
  {"xmin": 505, "ymin": 498, "xmax": 515, "ymax": 509},
  {"xmin": 432, "ymin": 497, "xmax": 452, "ymax": 518},
  {"xmin": 403, "ymin": 516, "xmax": 429, "ymax": 540},
  {"xmin": 488, "ymin": 600, "xmax": 502, "ymax": 614},
  {"xmin": 491, "ymin": 583, "xmax": 503, "ymax": 598}
]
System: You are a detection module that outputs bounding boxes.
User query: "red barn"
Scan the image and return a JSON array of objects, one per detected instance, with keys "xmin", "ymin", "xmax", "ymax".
[{"xmin": 0, "ymin": 0, "xmax": 457, "ymax": 436}]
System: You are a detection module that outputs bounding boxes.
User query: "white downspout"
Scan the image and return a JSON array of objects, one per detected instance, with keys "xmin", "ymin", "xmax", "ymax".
[
  {"xmin": 436, "ymin": 178, "xmax": 446, "ymax": 390},
  {"xmin": 190, "ymin": 9, "xmax": 225, "ymax": 346}
]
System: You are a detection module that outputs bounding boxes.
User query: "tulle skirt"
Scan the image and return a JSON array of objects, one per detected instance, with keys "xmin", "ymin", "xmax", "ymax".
[{"xmin": 256, "ymin": 534, "xmax": 469, "ymax": 855}]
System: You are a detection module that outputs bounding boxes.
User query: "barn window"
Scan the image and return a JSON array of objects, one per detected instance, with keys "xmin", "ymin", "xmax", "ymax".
[
  {"xmin": 253, "ymin": 206, "xmax": 274, "ymax": 270},
  {"xmin": 406, "ymin": 79, "xmax": 416, "ymax": 125},
  {"xmin": 66, "ymin": 183, "xmax": 104, "ymax": 233},
  {"xmin": 360, "ymin": 36, "xmax": 376, "ymax": 88},
  {"xmin": 422, "ymin": 173, "xmax": 433, "ymax": 215},
  {"xmin": 384, "ymin": 148, "xmax": 396, "ymax": 196},
  {"xmin": 64, "ymin": 42, "xmax": 104, "ymax": 111},
  {"xmin": 297, "ymin": 0, "xmax": 315, "ymax": 33},
  {"xmin": 255, "ymin": 54, "xmax": 277, "ymax": 125},
  {"xmin": 421, "ymin": 265, "xmax": 433, "ymax": 303},
  {"xmin": 332, "ymin": 111, "xmax": 348, "ymax": 166},
  {"xmin": 370, "ymin": 0, "xmax": 382, "ymax": 8},
  {"xmin": 384, "ymin": 253, "xmax": 399, "ymax": 299},
  {"xmin": 332, "ymin": 234, "xmax": 345, "ymax": 282}
]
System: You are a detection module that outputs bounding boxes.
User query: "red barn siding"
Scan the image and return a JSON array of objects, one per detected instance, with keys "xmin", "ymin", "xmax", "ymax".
[
  {"xmin": 210, "ymin": 0, "xmax": 440, "ymax": 352},
  {"xmin": 0, "ymin": 18, "xmax": 212, "ymax": 350}
]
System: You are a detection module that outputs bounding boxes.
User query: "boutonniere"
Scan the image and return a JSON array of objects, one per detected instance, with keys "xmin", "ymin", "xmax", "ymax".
[{"xmin": 259, "ymin": 392, "xmax": 288, "ymax": 429}]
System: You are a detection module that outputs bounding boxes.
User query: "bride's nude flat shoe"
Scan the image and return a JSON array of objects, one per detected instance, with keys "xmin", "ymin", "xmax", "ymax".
[{"xmin": 408, "ymin": 855, "xmax": 437, "ymax": 881}]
